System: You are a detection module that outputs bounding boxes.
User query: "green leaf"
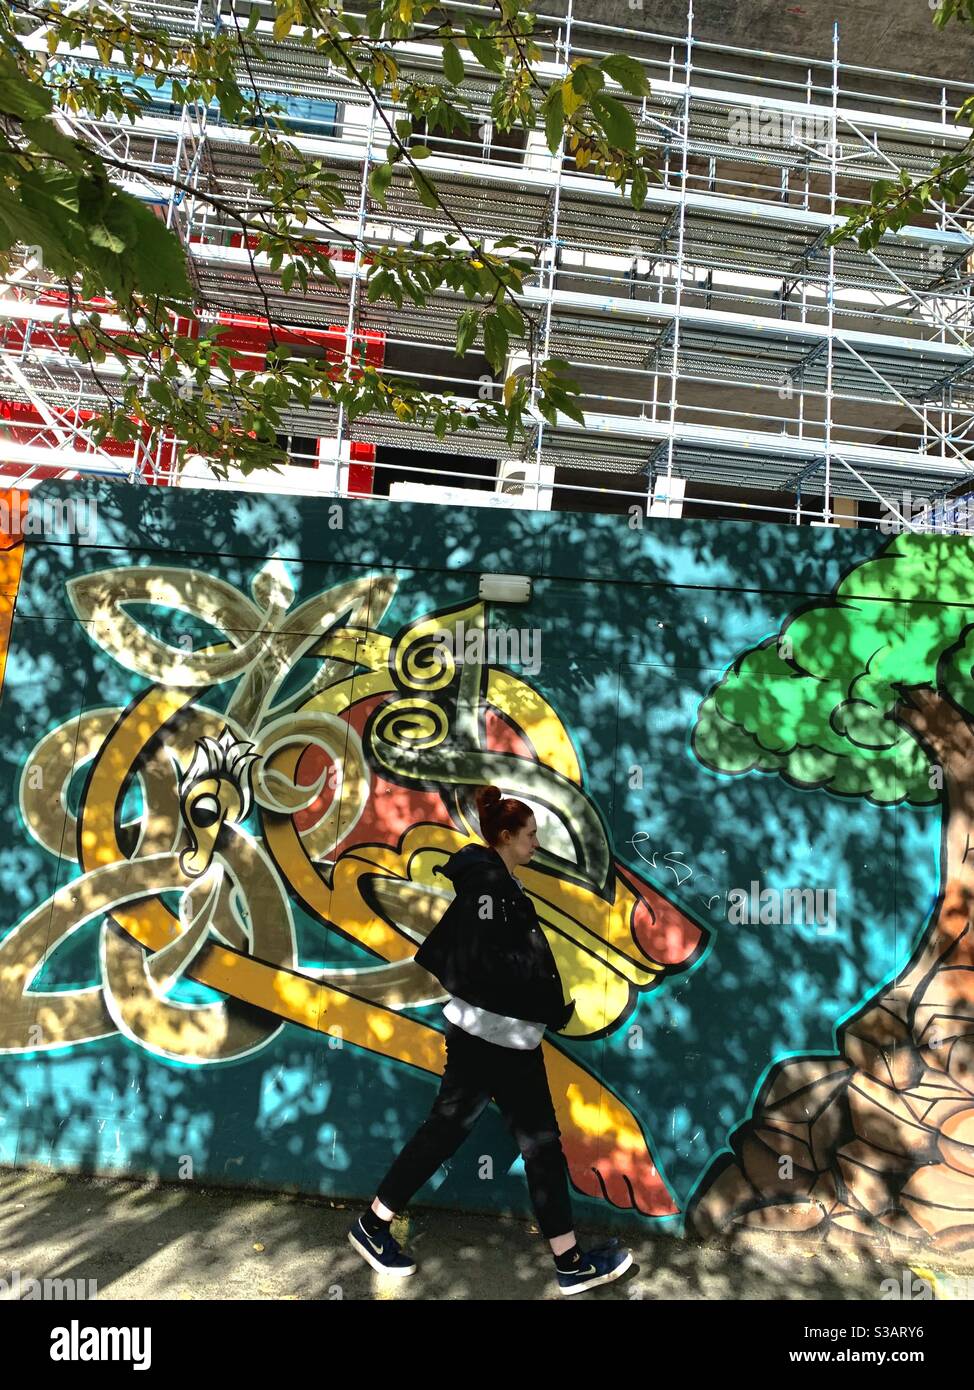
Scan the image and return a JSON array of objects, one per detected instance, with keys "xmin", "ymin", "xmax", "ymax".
[
  {"xmin": 631, "ymin": 164, "xmax": 648, "ymax": 210},
  {"xmin": 591, "ymin": 91, "xmax": 636, "ymax": 151},
  {"xmin": 600, "ymin": 54, "xmax": 650, "ymax": 97},
  {"xmin": 0, "ymin": 48, "xmax": 53, "ymax": 120},
  {"xmin": 369, "ymin": 160, "xmax": 394, "ymax": 207},
  {"xmin": 544, "ymin": 85, "xmax": 565, "ymax": 155},
  {"xmin": 410, "ymin": 166, "xmax": 438, "ymax": 209},
  {"xmin": 124, "ymin": 197, "xmax": 193, "ymax": 298},
  {"xmin": 272, "ymin": 7, "xmax": 294, "ymax": 40},
  {"xmin": 495, "ymin": 301, "xmax": 523, "ymax": 334},
  {"xmin": 443, "ymin": 40, "xmax": 465, "ymax": 86},
  {"xmin": 401, "ymin": 273, "xmax": 425, "ymax": 306},
  {"xmin": 456, "ymin": 307, "xmax": 478, "ymax": 356},
  {"xmin": 947, "ymin": 166, "xmax": 971, "ymax": 196},
  {"xmin": 0, "ymin": 182, "xmax": 68, "ymax": 260},
  {"xmin": 19, "ymin": 164, "xmax": 82, "ymax": 230},
  {"xmin": 547, "ymin": 389, "xmax": 585, "ymax": 426},
  {"xmin": 571, "ymin": 62, "xmax": 604, "ymax": 99},
  {"xmin": 21, "ymin": 116, "xmax": 83, "ymax": 167},
  {"xmin": 483, "ymin": 312, "xmax": 508, "ymax": 373},
  {"xmin": 366, "ymin": 270, "xmax": 389, "ymax": 302},
  {"xmin": 88, "ymin": 210, "xmax": 130, "ymax": 254},
  {"xmin": 464, "ymin": 23, "xmax": 505, "ymax": 75}
]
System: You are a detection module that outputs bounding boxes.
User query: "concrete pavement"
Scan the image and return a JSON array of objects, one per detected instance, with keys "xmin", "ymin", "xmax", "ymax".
[{"xmin": 1, "ymin": 1165, "xmax": 970, "ymax": 1301}]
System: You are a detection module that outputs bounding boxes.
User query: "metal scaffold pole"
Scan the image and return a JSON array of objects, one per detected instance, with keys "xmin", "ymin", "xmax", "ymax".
[
  {"xmin": 823, "ymin": 18, "xmax": 838, "ymax": 528},
  {"xmin": 333, "ymin": 99, "xmax": 378, "ymax": 498},
  {"xmin": 661, "ymin": 0, "xmax": 693, "ymax": 520},
  {"xmin": 529, "ymin": 0, "xmax": 573, "ymax": 510}
]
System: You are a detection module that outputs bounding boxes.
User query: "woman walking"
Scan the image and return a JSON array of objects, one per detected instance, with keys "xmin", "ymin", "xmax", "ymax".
[{"xmin": 347, "ymin": 785, "xmax": 633, "ymax": 1296}]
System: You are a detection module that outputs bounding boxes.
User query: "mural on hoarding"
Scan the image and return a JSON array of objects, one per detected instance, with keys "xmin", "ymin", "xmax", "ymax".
[
  {"xmin": 0, "ymin": 486, "xmax": 971, "ymax": 1251},
  {"xmin": 0, "ymin": 530, "xmax": 705, "ymax": 1217}
]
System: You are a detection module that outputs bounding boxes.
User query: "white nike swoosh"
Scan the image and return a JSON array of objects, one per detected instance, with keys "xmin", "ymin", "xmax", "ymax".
[
  {"xmin": 565, "ymin": 1264, "xmax": 598, "ymax": 1277},
  {"xmin": 361, "ymin": 1226, "xmax": 384, "ymax": 1255}
]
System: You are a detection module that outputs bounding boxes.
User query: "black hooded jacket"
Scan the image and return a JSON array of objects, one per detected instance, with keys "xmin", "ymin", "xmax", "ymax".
[{"xmin": 414, "ymin": 843, "xmax": 576, "ymax": 1031}]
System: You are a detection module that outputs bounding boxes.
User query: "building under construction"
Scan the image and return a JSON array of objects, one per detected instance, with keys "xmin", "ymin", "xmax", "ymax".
[{"xmin": 7, "ymin": 0, "xmax": 974, "ymax": 530}]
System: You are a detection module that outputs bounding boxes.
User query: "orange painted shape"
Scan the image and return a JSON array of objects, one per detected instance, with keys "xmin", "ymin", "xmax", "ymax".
[{"xmin": 0, "ymin": 488, "xmax": 27, "ymax": 703}]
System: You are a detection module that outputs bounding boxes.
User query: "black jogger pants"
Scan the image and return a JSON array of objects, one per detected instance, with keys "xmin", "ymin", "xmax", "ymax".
[{"xmin": 375, "ymin": 1019, "xmax": 574, "ymax": 1240}]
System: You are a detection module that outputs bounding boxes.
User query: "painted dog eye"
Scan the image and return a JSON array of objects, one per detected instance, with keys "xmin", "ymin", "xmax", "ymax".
[{"xmin": 191, "ymin": 794, "xmax": 221, "ymax": 829}]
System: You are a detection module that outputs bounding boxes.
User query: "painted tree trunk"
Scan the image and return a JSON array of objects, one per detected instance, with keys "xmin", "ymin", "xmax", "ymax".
[{"xmin": 688, "ymin": 687, "xmax": 974, "ymax": 1252}]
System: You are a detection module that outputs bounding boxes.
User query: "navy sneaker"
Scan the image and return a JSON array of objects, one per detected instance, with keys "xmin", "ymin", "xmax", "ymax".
[
  {"xmin": 555, "ymin": 1240, "xmax": 633, "ymax": 1295},
  {"xmin": 347, "ymin": 1215, "xmax": 417, "ymax": 1277}
]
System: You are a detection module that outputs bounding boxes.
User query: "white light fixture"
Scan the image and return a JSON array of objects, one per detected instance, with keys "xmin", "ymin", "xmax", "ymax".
[{"xmin": 479, "ymin": 573, "xmax": 532, "ymax": 603}]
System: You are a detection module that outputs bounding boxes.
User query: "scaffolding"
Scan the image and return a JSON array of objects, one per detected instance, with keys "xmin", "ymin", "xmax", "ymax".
[{"xmin": 9, "ymin": 0, "xmax": 974, "ymax": 528}]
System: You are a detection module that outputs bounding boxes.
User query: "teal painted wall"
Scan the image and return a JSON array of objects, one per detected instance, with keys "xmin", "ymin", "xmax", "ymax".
[{"xmin": 0, "ymin": 480, "xmax": 963, "ymax": 1248}]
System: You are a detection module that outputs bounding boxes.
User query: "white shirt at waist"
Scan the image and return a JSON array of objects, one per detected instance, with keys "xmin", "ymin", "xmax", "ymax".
[{"xmin": 443, "ymin": 995, "xmax": 546, "ymax": 1050}]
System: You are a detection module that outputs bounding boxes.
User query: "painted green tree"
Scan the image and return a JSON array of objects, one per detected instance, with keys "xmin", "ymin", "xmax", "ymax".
[{"xmin": 687, "ymin": 529, "xmax": 974, "ymax": 1247}]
